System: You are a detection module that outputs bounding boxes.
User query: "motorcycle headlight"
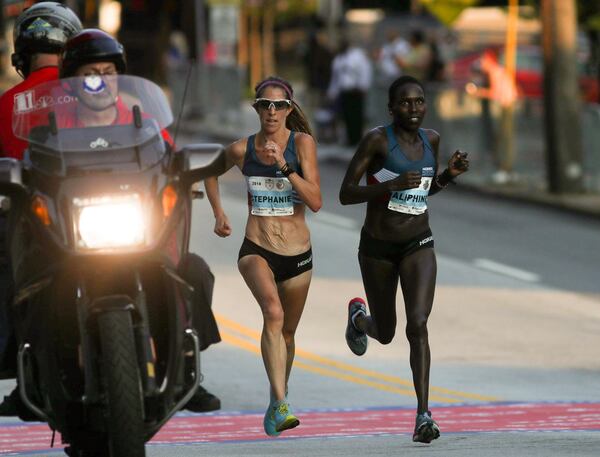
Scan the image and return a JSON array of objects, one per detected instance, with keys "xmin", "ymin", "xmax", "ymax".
[{"xmin": 73, "ymin": 194, "xmax": 146, "ymax": 250}]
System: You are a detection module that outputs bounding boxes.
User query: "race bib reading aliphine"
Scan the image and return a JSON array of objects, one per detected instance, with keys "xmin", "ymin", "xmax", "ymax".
[{"xmin": 388, "ymin": 167, "xmax": 434, "ymax": 215}]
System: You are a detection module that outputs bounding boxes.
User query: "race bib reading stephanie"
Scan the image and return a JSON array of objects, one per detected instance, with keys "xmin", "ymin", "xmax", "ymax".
[
  {"xmin": 247, "ymin": 176, "xmax": 294, "ymax": 216},
  {"xmin": 388, "ymin": 167, "xmax": 435, "ymax": 215}
]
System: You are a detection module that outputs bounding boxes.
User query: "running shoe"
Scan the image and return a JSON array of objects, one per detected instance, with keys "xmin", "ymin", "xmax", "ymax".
[
  {"xmin": 345, "ymin": 297, "xmax": 368, "ymax": 356},
  {"xmin": 263, "ymin": 399, "xmax": 281, "ymax": 437},
  {"xmin": 273, "ymin": 400, "xmax": 299, "ymax": 433},
  {"xmin": 412, "ymin": 410, "xmax": 440, "ymax": 443},
  {"xmin": 263, "ymin": 387, "xmax": 289, "ymax": 437}
]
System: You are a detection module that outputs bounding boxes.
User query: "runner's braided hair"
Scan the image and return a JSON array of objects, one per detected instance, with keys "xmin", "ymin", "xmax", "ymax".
[{"xmin": 255, "ymin": 76, "xmax": 313, "ymax": 136}]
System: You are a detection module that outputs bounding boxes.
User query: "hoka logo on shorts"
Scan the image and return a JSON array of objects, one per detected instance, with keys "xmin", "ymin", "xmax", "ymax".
[
  {"xmin": 297, "ymin": 255, "xmax": 312, "ymax": 268},
  {"xmin": 419, "ymin": 236, "xmax": 433, "ymax": 246}
]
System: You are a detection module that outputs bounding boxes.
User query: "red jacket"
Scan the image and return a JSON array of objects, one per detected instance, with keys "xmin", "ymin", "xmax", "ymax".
[
  {"xmin": 0, "ymin": 66, "xmax": 59, "ymax": 160},
  {"xmin": 56, "ymin": 97, "xmax": 174, "ymax": 147}
]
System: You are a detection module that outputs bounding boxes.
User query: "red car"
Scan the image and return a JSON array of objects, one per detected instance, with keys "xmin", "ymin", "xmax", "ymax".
[{"xmin": 450, "ymin": 45, "xmax": 599, "ymax": 103}]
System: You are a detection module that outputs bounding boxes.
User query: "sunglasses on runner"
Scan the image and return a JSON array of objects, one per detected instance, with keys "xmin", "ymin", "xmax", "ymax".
[{"xmin": 254, "ymin": 98, "xmax": 292, "ymax": 111}]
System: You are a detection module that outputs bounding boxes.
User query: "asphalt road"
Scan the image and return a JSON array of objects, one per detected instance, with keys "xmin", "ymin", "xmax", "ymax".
[{"xmin": 1, "ymin": 138, "xmax": 599, "ymax": 456}]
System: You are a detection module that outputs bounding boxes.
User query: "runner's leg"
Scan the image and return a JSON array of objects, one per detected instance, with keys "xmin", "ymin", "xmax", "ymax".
[
  {"xmin": 277, "ymin": 269, "xmax": 312, "ymax": 384},
  {"xmin": 356, "ymin": 253, "xmax": 400, "ymax": 344},
  {"xmin": 398, "ymin": 248, "xmax": 437, "ymax": 414},
  {"xmin": 238, "ymin": 255, "xmax": 287, "ymax": 401}
]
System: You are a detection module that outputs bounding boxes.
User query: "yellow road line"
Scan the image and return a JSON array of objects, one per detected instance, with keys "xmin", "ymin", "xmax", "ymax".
[
  {"xmin": 220, "ymin": 331, "xmax": 460, "ymax": 403},
  {"xmin": 216, "ymin": 314, "xmax": 498, "ymax": 402}
]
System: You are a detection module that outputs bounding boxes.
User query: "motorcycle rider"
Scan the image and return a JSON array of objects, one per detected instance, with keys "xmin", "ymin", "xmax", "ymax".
[
  {"xmin": 57, "ymin": 28, "xmax": 222, "ymax": 412},
  {"xmin": 0, "ymin": 1, "xmax": 82, "ymax": 419}
]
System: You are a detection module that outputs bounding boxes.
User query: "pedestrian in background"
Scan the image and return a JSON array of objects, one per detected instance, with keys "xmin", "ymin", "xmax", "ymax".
[
  {"xmin": 396, "ymin": 30, "xmax": 432, "ymax": 83},
  {"xmin": 204, "ymin": 76, "xmax": 321, "ymax": 436},
  {"xmin": 327, "ymin": 38, "xmax": 373, "ymax": 146},
  {"xmin": 376, "ymin": 29, "xmax": 410, "ymax": 85},
  {"xmin": 370, "ymin": 29, "xmax": 411, "ymax": 130},
  {"xmin": 303, "ymin": 28, "xmax": 336, "ymax": 143},
  {"xmin": 339, "ymin": 75, "xmax": 469, "ymax": 443},
  {"xmin": 465, "ymin": 48, "xmax": 518, "ymax": 183}
]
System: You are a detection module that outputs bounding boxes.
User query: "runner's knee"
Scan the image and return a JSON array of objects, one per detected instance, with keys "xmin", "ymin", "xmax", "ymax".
[
  {"xmin": 405, "ymin": 314, "xmax": 428, "ymax": 341},
  {"xmin": 281, "ymin": 329, "xmax": 295, "ymax": 347},
  {"xmin": 377, "ymin": 329, "xmax": 395, "ymax": 345},
  {"xmin": 260, "ymin": 296, "xmax": 284, "ymax": 326}
]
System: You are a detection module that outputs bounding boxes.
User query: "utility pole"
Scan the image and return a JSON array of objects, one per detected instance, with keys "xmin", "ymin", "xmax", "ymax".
[
  {"xmin": 194, "ymin": 0, "xmax": 208, "ymax": 117},
  {"xmin": 249, "ymin": 5, "xmax": 262, "ymax": 89},
  {"xmin": 262, "ymin": 1, "xmax": 275, "ymax": 77},
  {"xmin": 541, "ymin": 0, "xmax": 584, "ymax": 193},
  {"xmin": 499, "ymin": 0, "xmax": 518, "ymax": 176},
  {"xmin": 318, "ymin": 0, "xmax": 342, "ymax": 51}
]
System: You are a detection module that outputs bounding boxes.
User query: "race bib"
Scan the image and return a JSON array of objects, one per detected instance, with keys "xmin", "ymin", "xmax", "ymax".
[
  {"xmin": 247, "ymin": 176, "xmax": 294, "ymax": 216},
  {"xmin": 388, "ymin": 167, "xmax": 435, "ymax": 215}
]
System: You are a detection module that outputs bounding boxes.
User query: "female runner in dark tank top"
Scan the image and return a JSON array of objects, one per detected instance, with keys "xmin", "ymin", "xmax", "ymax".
[
  {"xmin": 339, "ymin": 75, "xmax": 469, "ymax": 443},
  {"xmin": 204, "ymin": 76, "xmax": 321, "ymax": 437}
]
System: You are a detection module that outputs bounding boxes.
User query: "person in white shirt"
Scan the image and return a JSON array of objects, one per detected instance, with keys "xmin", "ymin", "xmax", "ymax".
[
  {"xmin": 377, "ymin": 30, "xmax": 410, "ymax": 83},
  {"xmin": 327, "ymin": 39, "xmax": 373, "ymax": 146}
]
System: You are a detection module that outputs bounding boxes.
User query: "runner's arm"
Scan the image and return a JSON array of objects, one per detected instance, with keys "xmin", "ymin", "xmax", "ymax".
[
  {"xmin": 287, "ymin": 133, "xmax": 322, "ymax": 212},
  {"xmin": 339, "ymin": 128, "xmax": 420, "ymax": 205},
  {"xmin": 204, "ymin": 140, "xmax": 245, "ymax": 237}
]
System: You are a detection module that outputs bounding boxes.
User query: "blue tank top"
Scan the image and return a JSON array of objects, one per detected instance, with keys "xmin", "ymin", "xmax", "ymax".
[
  {"xmin": 368, "ymin": 125, "xmax": 436, "ymax": 215},
  {"xmin": 242, "ymin": 132, "xmax": 304, "ymax": 216}
]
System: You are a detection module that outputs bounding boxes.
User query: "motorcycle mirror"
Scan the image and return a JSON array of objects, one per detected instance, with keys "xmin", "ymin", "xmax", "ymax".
[
  {"xmin": 179, "ymin": 143, "xmax": 225, "ymax": 185},
  {"xmin": 0, "ymin": 158, "xmax": 25, "ymax": 194}
]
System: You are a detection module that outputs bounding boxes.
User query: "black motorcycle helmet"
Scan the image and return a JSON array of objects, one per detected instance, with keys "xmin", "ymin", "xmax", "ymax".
[
  {"xmin": 61, "ymin": 29, "xmax": 127, "ymax": 78},
  {"xmin": 11, "ymin": 1, "xmax": 82, "ymax": 77}
]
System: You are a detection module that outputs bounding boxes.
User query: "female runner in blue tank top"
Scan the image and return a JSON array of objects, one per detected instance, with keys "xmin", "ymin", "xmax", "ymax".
[
  {"xmin": 204, "ymin": 76, "xmax": 321, "ymax": 437},
  {"xmin": 339, "ymin": 75, "xmax": 469, "ymax": 443}
]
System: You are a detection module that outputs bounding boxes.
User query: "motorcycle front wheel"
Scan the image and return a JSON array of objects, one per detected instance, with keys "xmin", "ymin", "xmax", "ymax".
[{"xmin": 98, "ymin": 310, "xmax": 146, "ymax": 457}]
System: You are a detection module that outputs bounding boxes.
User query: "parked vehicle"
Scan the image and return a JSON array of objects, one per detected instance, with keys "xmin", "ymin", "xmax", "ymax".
[
  {"xmin": 0, "ymin": 74, "xmax": 223, "ymax": 456},
  {"xmin": 450, "ymin": 45, "xmax": 599, "ymax": 103}
]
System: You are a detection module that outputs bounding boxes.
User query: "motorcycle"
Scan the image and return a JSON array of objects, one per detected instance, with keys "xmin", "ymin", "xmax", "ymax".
[{"xmin": 0, "ymin": 74, "xmax": 224, "ymax": 456}]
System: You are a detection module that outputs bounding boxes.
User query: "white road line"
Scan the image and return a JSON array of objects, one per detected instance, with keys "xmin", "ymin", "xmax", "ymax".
[
  {"xmin": 308, "ymin": 210, "xmax": 360, "ymax": 230},
  {"xmin": 473, "ymin": 258, "xmax": 540, "ymax": 283}
]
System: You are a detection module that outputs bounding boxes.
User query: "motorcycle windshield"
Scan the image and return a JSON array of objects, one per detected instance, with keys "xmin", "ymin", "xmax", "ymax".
[{"xmin": 12, "ymin": 75, "xmax": 174, "ymax": 174}]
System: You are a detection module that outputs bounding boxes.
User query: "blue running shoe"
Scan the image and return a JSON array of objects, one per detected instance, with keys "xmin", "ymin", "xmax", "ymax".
[
  {"xmin": 263, "ymin": 387, "xmax": 289, "ymax": 437},
  {"xmin": 345, "ymin": 297, "xmax": 368, "ymax": 356},
  {"xmin": 263, "ymin": 399, "xmax": 280, "ymax": 437},
  {"xmin": 273, "ymin": 400, "xmax": 299, "ymax": 433},
  {"xmin": 412, "ymin": 411, "xmax": 440, "ymax": 443}
]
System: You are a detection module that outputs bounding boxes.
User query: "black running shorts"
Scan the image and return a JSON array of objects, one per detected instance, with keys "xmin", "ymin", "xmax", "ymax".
[
  {"xmin": 358, "ymin": 228, "xmax": 434, "ymax": 263},
  {"xmin": 238, "ymin": 237, "xmax": 313, "ymax": 283}
]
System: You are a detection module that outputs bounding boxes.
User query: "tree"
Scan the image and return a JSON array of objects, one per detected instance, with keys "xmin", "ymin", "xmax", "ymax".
[{"xmin": 541, "ymin": 0, "xmax": 584, "ymax": 193}]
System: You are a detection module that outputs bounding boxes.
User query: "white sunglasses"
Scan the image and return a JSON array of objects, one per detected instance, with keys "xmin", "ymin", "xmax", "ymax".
[{"xmin": 254, "ymin": 98, "xmax": 292, "ymax": 111}]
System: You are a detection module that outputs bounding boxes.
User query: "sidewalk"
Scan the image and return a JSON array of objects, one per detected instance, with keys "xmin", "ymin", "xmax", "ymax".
[{"xmin": 178, "ymin": 102, "xmax": 600, "ymax": 220}]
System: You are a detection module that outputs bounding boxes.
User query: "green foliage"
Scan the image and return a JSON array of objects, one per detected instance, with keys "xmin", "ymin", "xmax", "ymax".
[
  {"xmin": 578, "ymin": 1, "xmax": 600, "ymax": 31},
  {"xmin": 421, "ymin": 0, "xmax": 484, "ymax": 25}
]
